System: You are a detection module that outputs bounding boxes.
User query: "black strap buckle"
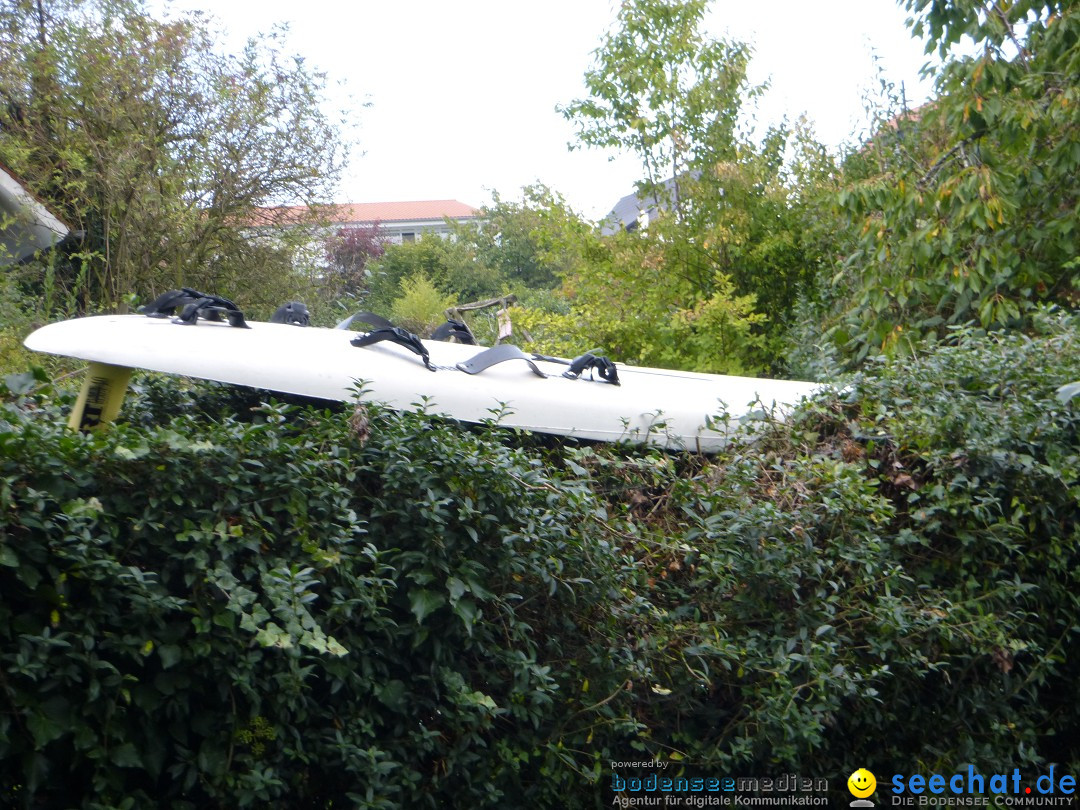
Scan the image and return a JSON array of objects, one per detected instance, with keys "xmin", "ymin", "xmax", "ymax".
[{"xmin": 531, "ymin": 350, "xmax": 620, "ymax": 385}]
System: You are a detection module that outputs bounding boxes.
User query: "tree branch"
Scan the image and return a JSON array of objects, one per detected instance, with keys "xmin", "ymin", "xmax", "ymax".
[{"xmin": 917, "ymin": 135, "xmax": 980, "ymax": 190}]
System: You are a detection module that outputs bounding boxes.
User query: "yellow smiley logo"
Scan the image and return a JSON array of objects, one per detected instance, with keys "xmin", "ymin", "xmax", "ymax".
[{"xmin": 848, "ymin": 768, "xmax": 877, "ymax": 798}]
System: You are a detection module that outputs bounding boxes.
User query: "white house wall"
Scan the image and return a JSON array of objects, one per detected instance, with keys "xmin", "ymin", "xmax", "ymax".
[{"xmin": 347, "ymin": 219, "xmax": 460, "ymax": 245}]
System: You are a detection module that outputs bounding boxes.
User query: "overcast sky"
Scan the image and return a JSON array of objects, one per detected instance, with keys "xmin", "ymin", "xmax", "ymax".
[{"xmin": 156, "ymin": 0, "xmax": 936, "ymax": 221}]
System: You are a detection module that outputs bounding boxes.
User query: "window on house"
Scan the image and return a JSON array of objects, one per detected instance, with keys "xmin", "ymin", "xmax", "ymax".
[{"xmin": 401, "ymin": 232, "xmax": 415, "ymax": 242}]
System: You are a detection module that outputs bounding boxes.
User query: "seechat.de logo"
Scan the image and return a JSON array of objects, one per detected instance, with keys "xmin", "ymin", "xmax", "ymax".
[{"xmin": 850, "ymin": 768, "xmax": 878, "ymax": 807}]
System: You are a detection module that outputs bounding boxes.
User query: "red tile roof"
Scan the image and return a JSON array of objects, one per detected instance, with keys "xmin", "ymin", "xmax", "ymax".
[
  {"xmin": 244, "ymin": 200, "xmax": 479, "ymax": 228},
  {"xmin": 334, "ymin": 200, "xmax": 479, "ymax": 223}
]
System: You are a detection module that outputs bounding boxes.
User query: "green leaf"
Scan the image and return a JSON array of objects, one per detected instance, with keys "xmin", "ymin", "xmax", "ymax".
[
  {"xmin": 115, "ymin": 443, "xmax": 150, "ymax": 460},
  {"xmin": 409, "ymin": 588, "xmax": 446, "ymax": 624},
  {"xmin": 375, "ymin": 680, "xmax": 408, "ymax": 713},
  {"xmin": 3, "ymin": 371, "xmax": 39, "ymax": 395},
  {"xmin": 254, "ymin": 622, "xmax": 294, "ymax": 649},
  {"xmin": 158, "ymin": 644, "xmax": 183, "ymax": 669},
  {"xmin": 110, "ymin": 742, "xmax": 142, "ymax": 768},
  {"xmin": 566, "ymin": 460, "xmax": 589, "ymax": 477},
  {"xmin": 453, "ymin": 598, "xmax": 480, "ymax": 636},
  {"xmin": 463, "ymin": 690, "xmax": 498, "ymax": 712},
  {"xmin": 446, "ymin": 576, "xmax": 466, "ymax": 605},
  {"xmin": 27, "ymin": 713, "xmax": 65, "ymax": 748},
  {"xmin": 324, "ymin": 636, "xmax": 348, "ymax": 656}
]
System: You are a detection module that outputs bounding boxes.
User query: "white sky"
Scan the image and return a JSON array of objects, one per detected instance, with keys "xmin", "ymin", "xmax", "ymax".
[{"xmin": 156, "ymin": 0, "xmax": 936, "ymax": 221}]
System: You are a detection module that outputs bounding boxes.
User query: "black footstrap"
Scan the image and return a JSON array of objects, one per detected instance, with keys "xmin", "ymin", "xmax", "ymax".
[
  {"xmin": 430, "ymin": 319, "xmax": 477, "ymax": 345},
  {"xmin": 335, "ymin": 311, "xmax": 395, "ymax": 331},
  {"xmin": 531, "ymin": 351, "xmax": 619, "ymax": 385},
  {"xmin": 176, "ymin": 301, "xmax": 249, "ymax": 328},
  {"xmin": 140, "ymin": 288, "xmax": 249, "ymax": 328},
  {"xmin": 140, "ymin": 288, "xmax": 203, "ymax": 317},
  {"xmin": 565, "ymin": 352, "xmax": 620, "ymax": 385},
  {"xmin": 456, "ymin": 344, "xmax": 546, "ymax": 378},
  {"xmin": 351, "ymin": 327, "xmax": 435, "ymax": 371},
  {"xmin": 270, "ymin": 301, "xmax": 310, "ymax": 326}
]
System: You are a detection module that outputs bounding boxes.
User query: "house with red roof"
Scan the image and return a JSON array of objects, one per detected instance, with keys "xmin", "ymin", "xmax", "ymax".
[
  {"xmin": 246, "ymin": 199, "xmax": 481, "ymax": 244},
  {"xmin": 329, "ymin": 200, "xmax": 480, "ymax": 244}
]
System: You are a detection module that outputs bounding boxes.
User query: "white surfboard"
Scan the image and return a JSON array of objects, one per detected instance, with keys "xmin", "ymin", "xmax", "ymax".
[{"xmin": 24, "ymin": 314, "xmax": 823, "ymax": 452}]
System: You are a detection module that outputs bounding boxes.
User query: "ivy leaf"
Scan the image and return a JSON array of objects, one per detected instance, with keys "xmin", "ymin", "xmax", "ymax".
[
  {"xmin": 375, "ymin": 680, "xmax": 408, "ymax": 713},
  {"xmin": 27, "ymin": 713, "xmax": 65, "ymax": 748},
  {"xmin": 446, "ymin": 576, "xmax": 466, "ymax": 605},
  {"xmin": 110, "ymin": 742, "xmax": 142, "ymax": 768},
  {"xmin": 158, "ymin": 644, "xmax": 183, "ymax": 670},
  {"xmin": 254, "ymin": 622, "xmax": 294, "ymax": 649},
  {"xmin": 3, "ymin": 371, "xmax": 39, "ymax": 395},
  {"xmin": 453, "ymin": 598, "xmax": 480, "ymax": 636},
  {"xmin": 409, "ymin": 589, "xmax": 446, "ymax": 624}
]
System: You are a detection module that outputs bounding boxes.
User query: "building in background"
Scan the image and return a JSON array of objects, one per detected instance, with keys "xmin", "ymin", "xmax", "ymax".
[
  {"xmin": 247, "ymin": 199, "xmax": 480, "ymax": 244},
  {"xmin": 243, "ymin": 199, "xmax": 481, "ymax": 273},
  {"xmin": 327, "ymin": 200, "xmax": 480, "ymax": 244},
  {"xmin": 599, "ymin": 174, "xmax": 700, "ymax": 236}
]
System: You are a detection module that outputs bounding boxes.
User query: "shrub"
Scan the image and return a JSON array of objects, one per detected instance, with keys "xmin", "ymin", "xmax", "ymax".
[
  {"xmin": 389, "ymin": 273, "xmax": 457, "ymax": 336},
  {"xmin": 618, "ymin": 311, "xmax": 1080, "ymax": 778},
  {"xmin": 0, "ymin": 390, "xmax": 634, "ymax": 808}
]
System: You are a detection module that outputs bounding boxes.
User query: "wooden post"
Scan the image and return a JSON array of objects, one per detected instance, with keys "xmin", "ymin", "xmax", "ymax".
[{"xmin": 445, "ymin": 294, "xmax": 528, "ymax": 345}]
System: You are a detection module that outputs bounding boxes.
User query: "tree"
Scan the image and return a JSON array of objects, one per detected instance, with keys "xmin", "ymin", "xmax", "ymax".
[
  {"xmin": 549, "ymin": 0, "xmax": 833, "ymax": 373},
  {"xmin": 0, "ymin": 0, "xmax": 348, "ymax": 314},
  {"xmin": 455, "ymin": 184, "xmax": 595, "ymax": 291},
  {"xmin": 324, "ymin": 223, "xmax": 387, "ymax": 299},
  {"xmin": 831, "ymin": 0, "xmax": 1080, "ymax": 361},
  {"xmin": 364, "ymin": 235, "xmax": 505, "ymax": 316},
  {"xmin": 515, "ymin": 225, "xmax": 768, "ymax": 375},
  {"xmin": 558, "ymin": 0, "xmax": 755, "ymax": 223},
  {"xmin": 389, "ymin": 272, "xmax": 458, "ymax": 336}
]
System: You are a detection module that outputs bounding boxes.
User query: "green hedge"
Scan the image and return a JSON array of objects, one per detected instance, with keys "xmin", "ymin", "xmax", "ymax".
[
  {"xmin": 2, "ymin": 311, "xmax": 1079, "ymax": 807},
  {"xmin": 625, "ymin": 313, "xmax": 1080, "ymax": 776},
  {"xmin": 0, "ymin": 392, "xmax": 636, "ymax": 808}
]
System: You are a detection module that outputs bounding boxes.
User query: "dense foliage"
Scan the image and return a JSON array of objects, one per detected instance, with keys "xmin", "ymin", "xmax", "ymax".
[
  {"xmin": 349, "ymin": 186, "xmax": 584, "ymax": 338},
  {"xmin": 504, "ymin": 0, "xmax": 832, "ymax": 374},
  {"xmin": 525, "ymin": 0, "xmax": 1078, "ymax": 375},
  {"xmin": 2, "ymin": 313, "xmax": 1079, "ymax": 806},
  {"xmin": 453, "ymin": 185, "xmax": 591, "ymax": 292},
  {"xmin": 0, "ymin": 383, "xmax": 635, "ymax": 808},
  {"xmin": 360, "ymin": 237, "xmax": 505, "ymax": 323},
  {"xmin": 828, "ymin": 0, "xmax": 1079, "ymax": 361},
  {"xmin": 323, "ymin": 224, "xmax": 387, "ymax": 301}
]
